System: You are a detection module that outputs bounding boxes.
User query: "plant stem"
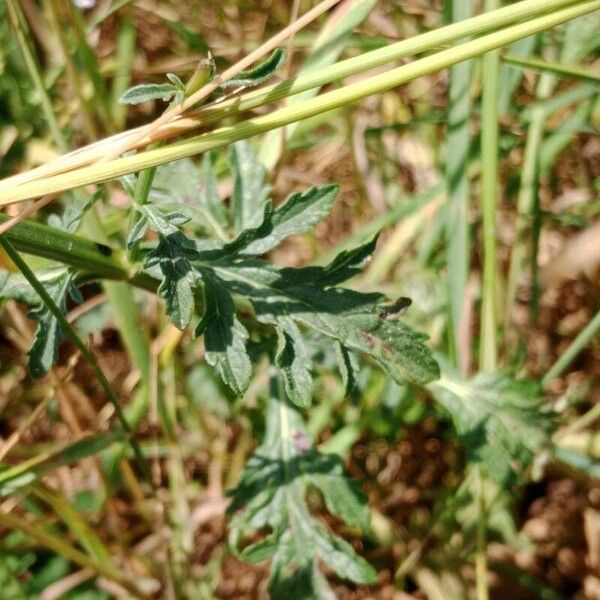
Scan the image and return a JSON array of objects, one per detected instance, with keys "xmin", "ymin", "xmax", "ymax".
[
  {"xmin": 0, "ymin": 213, "xmax": 155, "ymax": 290},
  {"xmin": 479, "ymin": 0, "xmax": 500, "ymax": 372},
  {"xmin": 503, "ymin": 53, "xmax": 600, "ymax": 83},
  {"xmin": 445, "ymin": 0, "xmax": 473, "ymax": 374},
  {"xmin": 0, "ymin": 236, "xmax": 151, "ymax": 482},
  {"xmin": 505, "ymin": 65, "xmax": 555, "ymax": 338},
  {"xmin": 475, "ymin": 466, "xmax": 489, "ymax": 600},
  {"xmin": 542, "ymin": 309, "xmax": 600, "ymax": 389},
  {"xmin": 3, "ymin": 0, "xmax": 597, "ymax": 206}
]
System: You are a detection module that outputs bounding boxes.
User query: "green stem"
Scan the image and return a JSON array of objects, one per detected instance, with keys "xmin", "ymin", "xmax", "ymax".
[
  {"xmin": 0, "ymin": 236, "xmax": 150, "ymax": 482},
  {"xmin": 542, "ymin": 309, "xmax": 600, "ymax": 388},
  {"xmin": 445, "ymin": 0, "xmax": 473, "ymax": 373},
  {"xmin": 505, "ymin": 67, "xmax": 554, "ymax": 335},
  {"xmin": 475, "ymin": 467, "xmax": 489, "ymax": 600},
  {"xmin": 3, "ymin": 0, "xmax": 597, "ymax": 204},
  {"xmin": 0, "ymin": 213, "xmax": 155, "ymax": 290},
  {"xmin": 479, "ymin": 0, "xmax": 500, "ymax": 372},
  {"xmin": 503, "ymin": 53, "xmax": 600, "ymax": 84}
]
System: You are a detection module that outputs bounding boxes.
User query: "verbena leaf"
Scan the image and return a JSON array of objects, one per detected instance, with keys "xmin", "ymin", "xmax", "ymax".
[
  {"xmin": 230, "ymin": 140, "xmax": 270, "ymax": 234},
  {"xmin": 206, "ymin": 257, "xmax": 439, "ymax": 390},
  {"xmin": 275, "ymin": 319, "xmax": 313, "ymax": 408},
  {"xmin": 228, "ymin": 379, "xmax": 376, "ymax": 597},
  {"xmin": 221, "ymin": 48, "xmax": 286, "ymax": 89},
  {"xmin": 239, "ymin": 184, "xmax": 339, "ymax": 256},
  {"xmin": 47, "ymin": 189, "xmax": 101, "ymax": 233},
  {"xmin": 429, "ymin": 371, "xmax": 555, "ymax": 485},
  {"xmin": 118, "ymin": 83, "xmax": 177, "ymax": 105},
  {"xmin": 196, "ymin": 272, "xmax": 251, "ymax": 396},
  {"xmin": 129, "ymin": 161, "xmax": 438, "ymax": 397},
  {"xmin": 148, "ymin": 157, "xmax": 229, "ymax": 234},
  {"xmin": 0, "ymin": 270, "xmax": 45, "ymax": 305},
  {"xmin": 27, "ymin": 269, "xmax": 77, "ymax": 378},
  {"xmin": 145, "ymin": 232, "xmax": 196, "ymax": 329}
]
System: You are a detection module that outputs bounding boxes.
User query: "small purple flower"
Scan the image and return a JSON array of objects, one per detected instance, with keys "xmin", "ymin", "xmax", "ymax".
[{"xmin": 292, "ymin": 430, "xmax": 311, "ymax": 453}]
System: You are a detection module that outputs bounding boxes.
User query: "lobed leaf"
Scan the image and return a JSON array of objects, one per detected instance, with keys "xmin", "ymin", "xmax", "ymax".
[
  {"xmin": 429, "ymin": 371, "xmax": 554, "ymax": 484},
  {"xmin": 230, "ymin": 140, "xmax": 270, "ymax": 234},
  {"xmin": 228, "ymin": 381, "xmax": 376, "ymax": 596},
  {"xmin": 27, "ymin": 269, "xmax": 77, "ymax": 378},
  {"xmin": 239, "ymin": 184, "xmax": 339, "ymax": 256},
  {"xmin": 196, "ymin": 273, "xmax": 252, "ymax": 396}
]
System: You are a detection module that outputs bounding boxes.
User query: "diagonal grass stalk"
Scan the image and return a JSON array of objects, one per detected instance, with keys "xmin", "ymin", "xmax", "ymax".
[
  {"xmin": 0, "ymin": 0, "xmax": 591, "ymax": 194},
  {"xmin": 2, "ymin": 0, "xmax": 597, "ymax": 206},
  {"xmin": 542, "ymin": 309, "xmax": 600, "ymax": 389}
]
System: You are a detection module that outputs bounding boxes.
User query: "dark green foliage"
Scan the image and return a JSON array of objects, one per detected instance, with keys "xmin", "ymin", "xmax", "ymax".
[
  {"xmin": 128, "ymin": 142, "xmax": 439, "ymax": 401},
  {"xmin": 228, "ymin": 378, "xmax": 377, "ymax": 597},
  {"xmin": 196, "ymin": 272, "xmax": 252, "ymax": 396}
]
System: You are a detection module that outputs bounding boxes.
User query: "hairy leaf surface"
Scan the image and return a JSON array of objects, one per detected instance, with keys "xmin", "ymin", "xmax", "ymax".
[
  {"xmin": 430, "ymin": 371, "xmax": 554, "ymax": 484},
  {"xmin": 228, "ymin": 378, "xmax": 376, "ymax": 597}
]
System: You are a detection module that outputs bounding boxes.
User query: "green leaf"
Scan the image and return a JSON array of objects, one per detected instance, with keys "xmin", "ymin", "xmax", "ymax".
[
  {"xmin": 130, "ymin": 204, "xmax": 197, "ymax": 329},
  {"xmin": 335, "ymin": 341, "xmax": 359, "ymax": 396},
  {"xmin": 228, "ymin": 379, "xmax": 376, "ymax": 597},
  {"xmin": 230, "ymin": 140, "xmax": 270, "ymax": 234},
  {"xmin": 429, "ymin": 371, "xmax": 555, "ymax": 484},
  {"xmin": 132, "ymin": 166, "xmax": 438, "ymax": 396},
  {"xmin": 210, "ymin": 257, "xmax": 439, "ymax": 388},
  {"xmin": 146, "ymin": 233, "xmax": 197, "ymax": 329},
  {"xmin": 0, "ymin": 269, "xmax": 45, "ymax": 305},
  {"xmin": 147, "ymin": 157, "xmax": 229, "ymax": 236},
  {"xmin": 27, "ymin": 269, "xmax": 77, "ymax": 378},
  {"xmin": 275, "ymin": 319, "xmax": 313, "ymax": 408},
  {"xmin": 1, "ymin": 194, "xmax": 97, "ymax": 377},
  {"xmin": 240, "ymin": 184, "xmax": 339, "ymax": 256},
  {"xmin": 221, "ymin": 48, "xmax": 286, "ymax": 89},
  {"xmin": 47, "ymin": 189, "xmax": 101, "ymax": 233},
  {"xmin": 118, "ymin": 83, "xmax": 177, "ymax": 105},
  {"xmin": 196, "ymin": 273, "xmax": 252, "ymax": 396},
  {"xmin": 185, "ymin": 55, "xmax": 216, "ymax": 96}
]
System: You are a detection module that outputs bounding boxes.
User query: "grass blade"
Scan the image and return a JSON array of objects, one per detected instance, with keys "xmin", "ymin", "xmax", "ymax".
[{"xmin": 445, "ymin": 0, "xmax": 473, "ymax": 374}]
